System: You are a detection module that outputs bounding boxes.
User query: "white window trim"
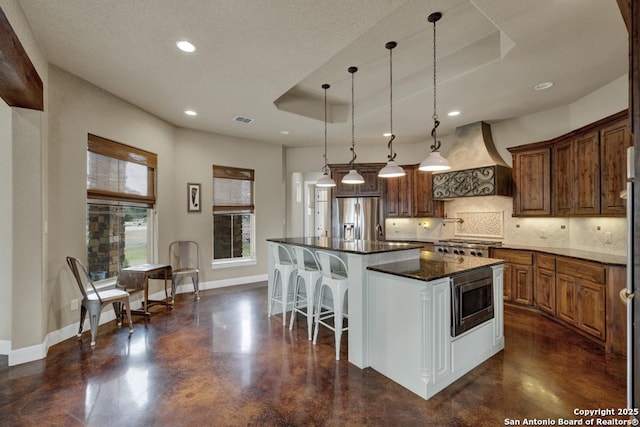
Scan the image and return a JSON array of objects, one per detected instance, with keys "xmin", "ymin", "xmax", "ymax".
[{"xmin": 211, "ymin": 257, "xmax": 257, "ymax": 269}]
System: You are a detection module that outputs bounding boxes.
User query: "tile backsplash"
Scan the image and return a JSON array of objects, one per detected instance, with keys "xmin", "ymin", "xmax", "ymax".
[{"xmin": 385, "ymin": 195, "xmax": 627, "ymax": 256}]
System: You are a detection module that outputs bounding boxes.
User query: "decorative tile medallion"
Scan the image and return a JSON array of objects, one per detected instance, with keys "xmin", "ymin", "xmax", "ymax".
[{"xmin": 454, "ymin": 211, "xmax": 503, "ymax": 238}]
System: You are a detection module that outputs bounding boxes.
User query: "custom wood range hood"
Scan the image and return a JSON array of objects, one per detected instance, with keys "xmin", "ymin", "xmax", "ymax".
[{"xmin": 432, "ymin": 121, "xmax": 513, "ymax": 200}]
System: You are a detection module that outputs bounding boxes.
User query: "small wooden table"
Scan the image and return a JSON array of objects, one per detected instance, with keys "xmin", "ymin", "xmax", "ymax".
[{"xmin": 116, "ymin": 264, "xmax": 173, "ymax": 318}]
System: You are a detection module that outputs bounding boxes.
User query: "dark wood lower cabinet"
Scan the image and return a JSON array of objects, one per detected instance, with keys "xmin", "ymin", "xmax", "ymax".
[
  {"xmin": 535, "ymin": 267, "xmax": 556, "ymax": 315},
  {"xmin": 556, "ymin": 273, "xmax": 578, "ymax": 326},
  {"xmin": 512, "ymin": 264, "xmax": 534, "ymax": 305},
  {"xmin": 493, "ymin": 248, "xmax": 623, "ymax": 355},
  {"xmin": 577, "ymin": 280, "xmax": 606, "ymax": 340}
]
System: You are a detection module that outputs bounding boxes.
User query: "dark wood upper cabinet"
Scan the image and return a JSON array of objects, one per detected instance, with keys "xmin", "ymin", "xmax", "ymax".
[
  {"xmin": 413, "ymin": 168, "xmax": 443, "ymax": 217},
  {"xmin": 600, "ymin": 118, "xmax": 632, "ymax": 215},
  {"xmin": 552, "ymin": 138, "xmax": 573, "ymax": 216},
  {"xmin": 329, "ymin": 163, "xmax": 384, "ymax": 198},
  {"xmin": 509, "ymin": 144, "xmax": 552, "ymax": 216},
  {"xmin": 510, "ymin": 110, "xmax": 629, "ymax": 217},
  {"xmin": 382, "ymin": 164, "xmax": 443, "ymax": 218},
  {"xmin": 384, "ymin": 165, "xmax": 413, "ymax": 217},
  {"xmin": 574, "ymin": 130, "xmax": 600, "ymax": 215}
]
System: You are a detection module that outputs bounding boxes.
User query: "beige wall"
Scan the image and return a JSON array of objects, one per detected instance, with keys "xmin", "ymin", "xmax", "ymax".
[
  {"xmin": 1, "ymin": 0, "xmax": 49, "ymax": 354},
  {"xmin": 0, "ymin": 100, "xmax": 12, "ymax": 344},
  {"xmin": 46, "ymin": 65, "xmax": 177, "ymax": 334},
  {"xmin": 172, "ymin": 127, "xmax": 285, "ymax": 282}
]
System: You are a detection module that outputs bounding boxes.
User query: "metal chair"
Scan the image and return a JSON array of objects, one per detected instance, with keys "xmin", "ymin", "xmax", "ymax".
[
  {"xmin": 66, "ymin": 256, "xmax": 133, "ymax": 347},
  {"xmin": 313, "ymin": 251, "xmax": 349, "ymax": 360},
  {"xmin": 289, "ymin": 246, "xmax": 322, "ymax": 340},
  {"xmin": 169, "ymin": 241, "xmax": 200, "ymax": 301},
  {"xmin": 268, "ymin": 243, "xmax": 297, "ymax": 325}
]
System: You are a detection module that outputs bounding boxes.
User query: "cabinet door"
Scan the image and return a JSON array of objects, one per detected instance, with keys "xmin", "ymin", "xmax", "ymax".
[
  {"xmin": 502, "ymin": 263, "xmax": 513, "ymax": 301},
  {"xmin": 413, "ymin": 169, "xmax": 443, "ymax": 217},
  {"xmin": 574, "ymin": 131, "xmax": 600, "ymax": 215},
  {"xmin": 331, "ymin": 167, "xmax": 358, "ymax": 197},
  {"xmin": 384, "ymin": 169, "xmax": 412, "ymax": 217},
  {"xmin": 330, "ymin": 164, "xmax": 383, "ymax": 197},
  {"xmin": 600, "ymin": 119, "xmax": 631, "ymax": 215},
  {"xmin": 512, "ymin": 147, "xmax": 551, "ymax": 216},
  {"xmin": 512, "ymin": 264, "xmax": 534, "ymax": 305},
  {"xmin": 556, "ymin": 273, "xmax": 577, "ymax": 325},
  {"xmin": 553, "ymin": 139, "xmax": 573, "ymax": 216},
  {"xmin": 535, "ymin": 268, "xmax": 556, "ymax": 315},
  {"xmin": 577, "ymin": 280, "xmax": 605, "ymax": 340},
  {"xmin": 356, "ymin": 165, "xmax": 383, "ymax": 196}
]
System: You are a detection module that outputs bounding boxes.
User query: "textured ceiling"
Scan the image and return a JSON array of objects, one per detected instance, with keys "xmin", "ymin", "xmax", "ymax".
[{"xmin": 18, "ymin": 0, "xmax": 628, "ymax": 148}]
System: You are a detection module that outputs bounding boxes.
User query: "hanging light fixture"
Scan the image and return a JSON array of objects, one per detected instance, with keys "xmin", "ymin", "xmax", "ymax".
[
  {"xmin": 379, "ymin": 41, "xmax": 406, "ymax": 178},
  {"xmin": 316, "ymin": 83, "xmax": 337, "ymax": 188},
  {"xmin": 342, "ymin": 66, "xmax": 365, "ymax": 185},
  {"xmin": 419, "ymin": 12, "xmax": 451, "ymax": 172}
]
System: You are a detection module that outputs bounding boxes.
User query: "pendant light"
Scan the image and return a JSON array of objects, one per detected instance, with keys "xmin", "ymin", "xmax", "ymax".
[
  {"xmin": 419, "ymin": 12, "xmax": 451, "ymax": 172},
  {"xmin": 316, "ymin": 83, "xmax": 337, "ymax": 188},
  {"xmin": 342, "ymin": 66, "xmax": 365, "ymax": 185},
  {"xmin": 379, "ymin": 41, "xmax": 406, "ymax": 178}
]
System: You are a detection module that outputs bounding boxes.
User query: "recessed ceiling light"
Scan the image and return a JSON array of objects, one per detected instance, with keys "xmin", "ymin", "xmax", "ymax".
[
  {"xmin": 280, "ymin": 130, "xmax": 290, "ymax": 135},
  {"xmin": 184, "ymin": 110, "xmax": 197, "ymax": 116},
  {"xmin": 448, "ymin": 111, "xmax": 460, "ymax": 117},
  {"xmin": 383, "ymin": 132, "xmax": 392, "ymax": 137},
  {"xmin": 534, "ymin": 81, "xmax": 554, "ymax": 91},
  {"xmin": 176, "ymin": 40, "xmax": 196, "ymax": 53}
]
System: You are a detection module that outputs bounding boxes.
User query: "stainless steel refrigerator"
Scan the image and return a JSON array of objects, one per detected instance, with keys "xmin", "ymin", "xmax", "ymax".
[{"xmin": 332, "ymin": 197, "xmax": 383, "ymax": 241}]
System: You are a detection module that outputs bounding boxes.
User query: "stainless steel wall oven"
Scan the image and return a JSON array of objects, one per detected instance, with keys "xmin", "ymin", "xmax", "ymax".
[{"xmin": 451, "ymin": 267, "xmax": 494, "ymax": 337}]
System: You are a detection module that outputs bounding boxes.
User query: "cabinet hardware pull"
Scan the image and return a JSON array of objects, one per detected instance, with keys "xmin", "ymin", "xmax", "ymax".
[{"xmin": 619, "ymin": 288, "xmax": 635, "ymax": 304}]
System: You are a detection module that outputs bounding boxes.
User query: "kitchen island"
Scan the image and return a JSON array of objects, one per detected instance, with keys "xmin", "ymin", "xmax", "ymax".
[
  {"xmin": 267, "ymin": 237, "xmax": 423, "ymax": 368},
  {"xmin": 366, "ymin": 251, "xmax": 504, "ymax": 399}
]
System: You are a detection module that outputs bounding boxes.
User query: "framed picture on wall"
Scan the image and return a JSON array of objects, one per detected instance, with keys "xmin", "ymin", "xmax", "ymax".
[{"xmin": 187, "ymin": 183, "xmax": 201, "ymax": 212}]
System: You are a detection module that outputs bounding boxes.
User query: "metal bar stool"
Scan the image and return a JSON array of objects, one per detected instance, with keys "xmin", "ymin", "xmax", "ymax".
[
  {"xmin": 289, "ymin": 246, "xmax": 322, "ymax": 340},
  {"xmin": 313, "ymin": 250, "xmax": 349, "ymax": 360},
  {"xmin": 268, "ymin": 243, "xmax": 297, "ymax": 325}
]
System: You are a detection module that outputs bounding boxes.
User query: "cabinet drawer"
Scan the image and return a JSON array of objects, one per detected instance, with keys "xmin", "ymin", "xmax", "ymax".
[
  {"xmin": 491, "ymin": 249, "xmax": 533, "ymax": 265},
  {"xmin": 536, "ymin": 254, "xmax": 556, "ymax": 270},
  {"xmin": 556, "ymin": 258, "xmax": 605, "ymax": 284}
]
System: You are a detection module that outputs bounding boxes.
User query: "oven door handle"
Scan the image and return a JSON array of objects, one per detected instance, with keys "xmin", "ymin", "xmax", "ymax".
[{"xmin": 451, "ymin": 278, "xmax": 459, "ymax": 335}]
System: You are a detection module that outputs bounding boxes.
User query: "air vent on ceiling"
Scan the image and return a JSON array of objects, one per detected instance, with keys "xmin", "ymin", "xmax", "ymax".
[{"xmin": 233, "ymin": 115, "xmax": 254, "ymax": 124}]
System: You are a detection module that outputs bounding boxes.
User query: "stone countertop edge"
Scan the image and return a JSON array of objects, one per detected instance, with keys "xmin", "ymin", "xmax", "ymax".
[
  {"xmin": 266, "ymin": 237, "xmax": 424, "ymax": 255},
  {"xmin": 495, "ymin": 244, "xmax": 626, "ymax": 267},
  {"xmin": 385, "ymin": 238, "xmax": 626, "ymax": 267}
]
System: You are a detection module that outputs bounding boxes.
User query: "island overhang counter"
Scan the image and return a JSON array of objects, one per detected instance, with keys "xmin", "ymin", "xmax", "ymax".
[{"xmin": 267, "ymin": 237, "xmax": 424, "ymax": 368}]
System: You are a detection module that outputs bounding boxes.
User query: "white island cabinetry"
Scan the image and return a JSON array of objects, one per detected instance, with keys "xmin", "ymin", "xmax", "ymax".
[{"xmin": 367, "ymin": 261, "xmax": 504, "ymax": 400}]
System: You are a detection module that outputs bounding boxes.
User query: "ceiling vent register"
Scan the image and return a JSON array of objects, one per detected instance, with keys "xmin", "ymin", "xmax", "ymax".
[{"xmin": 432, "ymin": 165, "xmax": 512, "ymax": 199}]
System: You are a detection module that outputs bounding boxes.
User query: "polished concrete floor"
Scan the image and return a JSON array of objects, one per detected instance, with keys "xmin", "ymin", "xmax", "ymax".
[{"xmin": 0, "ymin": 282, "xmax": 627, "ymax": 426}]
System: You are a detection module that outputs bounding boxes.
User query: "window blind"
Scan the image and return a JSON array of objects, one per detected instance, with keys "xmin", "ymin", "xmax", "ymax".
[
  {"xmin": 212, "ymin": 165, "xmax": 254, "ymax": 213},
  {"xmin": 87, "ymin": 134, "xmax": 157, "ymax": 207}
]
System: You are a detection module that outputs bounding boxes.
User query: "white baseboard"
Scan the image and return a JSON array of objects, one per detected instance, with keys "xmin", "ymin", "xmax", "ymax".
[
  {"xmin": 0, "ymin": 340, "xmax": 10, "ymax": 355},
  {"xmin": 6, "ymin": 274, "xmax": 268, "ymax": 366},
  {"xmin": 174, "ymin": 274, "xmax": 267, "ymax": 294}
]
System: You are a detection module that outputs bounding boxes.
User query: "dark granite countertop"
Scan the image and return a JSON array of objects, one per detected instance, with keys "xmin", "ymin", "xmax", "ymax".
[
  {"xmin": 385, "ymin": 238, "xmax": 626, "ymax": 267},
  {"xmin": 367, "ymin": 251, "xmax": 504, "ymax": 282},
  {"xmin": 267, "ymin": 237, "xmax": 423, "ymax": 255},
  {"xmin": 494, "ymin": 244, "xmax": 626, "ymax": 266}
]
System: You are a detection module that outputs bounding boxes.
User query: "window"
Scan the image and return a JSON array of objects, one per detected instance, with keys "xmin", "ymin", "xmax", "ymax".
[
  {"xmin": 86, "ymin": 134, "xmax": 157, "ymax": 280},
  {"xmin": 212, "ymin": 165, "xmax": 255, "ymax": 267}
]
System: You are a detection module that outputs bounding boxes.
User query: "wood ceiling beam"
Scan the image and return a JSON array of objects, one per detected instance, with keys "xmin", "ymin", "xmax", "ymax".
[
  {"xmin": 618, "ymin": 0, "xmax": 632, "ymax": 32},
  {"xmin": 0, "ymin": 7, "xmax": 43, "ymax": 111}
]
